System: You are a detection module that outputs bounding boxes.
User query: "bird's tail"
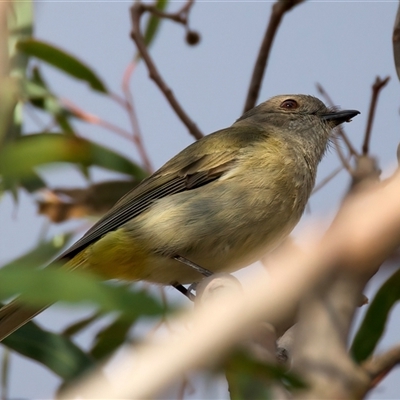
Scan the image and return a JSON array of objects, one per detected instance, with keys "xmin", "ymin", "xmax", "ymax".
[{"xmin": 0, "ymin": 300, "xmax": 50, "ymax": 341}]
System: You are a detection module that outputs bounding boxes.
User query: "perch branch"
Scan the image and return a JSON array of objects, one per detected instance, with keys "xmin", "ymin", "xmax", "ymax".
[{"xmin": 61, "ymin": 169, "xmax": 400, "ymax": 399}]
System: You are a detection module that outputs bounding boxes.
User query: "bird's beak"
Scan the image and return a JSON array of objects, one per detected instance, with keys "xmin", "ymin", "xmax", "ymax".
[{"xmin": 321, "ymin": 109, "xmax": 360, "ymax": 126}]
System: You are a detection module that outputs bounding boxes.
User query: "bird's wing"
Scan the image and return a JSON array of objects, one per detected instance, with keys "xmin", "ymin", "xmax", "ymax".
[{"xmin": 58, "ymin": 146, "xmax": 237, "ymax": 261}]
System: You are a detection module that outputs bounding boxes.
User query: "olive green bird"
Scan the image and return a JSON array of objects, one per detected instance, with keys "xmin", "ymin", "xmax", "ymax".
[{"xmin": 0, "ymin": 95, "xmax": 359, "ymax": 341}]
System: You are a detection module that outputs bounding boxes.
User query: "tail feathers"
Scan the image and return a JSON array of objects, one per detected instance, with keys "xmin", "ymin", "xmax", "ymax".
[{"xmin": 0, "ymin": 300, "xmax": 50, "ymax": 341}]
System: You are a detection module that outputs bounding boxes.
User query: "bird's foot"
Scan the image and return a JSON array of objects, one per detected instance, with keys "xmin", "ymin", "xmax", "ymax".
[
  {"xmin": 171, "ymin": 281, "xmax": 197, "ymax": 301},
  {"xmin": 171, "ymin": 255, "xmax": 213, "ymax": 301}
]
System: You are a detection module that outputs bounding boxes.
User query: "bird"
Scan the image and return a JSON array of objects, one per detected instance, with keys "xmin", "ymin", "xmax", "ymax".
[{"xmin": 0, "ymin": 94, "xmax": 359, "ymax": 341}]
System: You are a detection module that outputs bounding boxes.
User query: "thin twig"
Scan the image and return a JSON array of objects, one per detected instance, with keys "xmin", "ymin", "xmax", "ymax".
[
  {"xmin": 362, "ymin": 344, "xmax": 400, "ymax": 389},
  {"xmin": 112, "ymin": 61, "xmax": 153, "ymax": 172},
  {"xmin": 362, "ymin": 76, "xmax": 390, "ymax": 155},
  {"xmin": 130, "ymin": 2, "xmax": 203, "ymax": 140},
  {"xmin": 61, "ymin": 99, "xmax": 134, "ymax": 142},
  {"xmin": 243, "ymin": 0, "xmax": 304, "ymax": 113},
  {"xmin": 26, "ymin": 103, "xmax": 60, "ymax": 133},
  {"xmin": 316, "ymin": 83, "xmax": 358, "ymax": 157},
  {"xmin": 144, "ymin": 0, "xmax": 193, "ymax": 25},
  {"xmin": 331, "ymin": 135, "xmax": 354, "ymax": 173},
  {"xmin": 312, "ymin": 164, "xmax": 345, "ymax": 194},
  {"xmin": 177, "ymin": 376, "xmax": 192, "ymax": 400}
]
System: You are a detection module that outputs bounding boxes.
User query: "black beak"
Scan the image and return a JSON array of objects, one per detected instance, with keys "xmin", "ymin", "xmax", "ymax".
[{"xmin": 321, "ymin": 109, "xmax": 360, "ymax": 126}]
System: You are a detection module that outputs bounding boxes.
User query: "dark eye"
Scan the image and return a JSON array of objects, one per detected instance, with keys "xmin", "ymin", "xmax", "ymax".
[{"xmin": 280, "ymin": 99, "xmax": 298, "ymax": 110}]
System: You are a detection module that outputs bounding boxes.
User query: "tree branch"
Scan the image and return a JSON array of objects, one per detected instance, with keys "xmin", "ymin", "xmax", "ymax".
[
  {"xmin": 362, "ymin": 76, "xmax": 390, "ymax": 155},
  {"xmin": 129, "ymin": 2, "xmax": 203, "ymax": 140},
  {"xmin": 243, "ymin": 0, "xmax": 304, "ymax": 113}
]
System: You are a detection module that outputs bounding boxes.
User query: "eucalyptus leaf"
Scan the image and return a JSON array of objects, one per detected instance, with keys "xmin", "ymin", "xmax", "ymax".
[
  {"xmin": 350, "ymin": 268, "xmax": 400, "ymax": 363},
  {"xmin": 90, "ymin": 314, "xmax": 136, "ymax": 360},
  {"xmin": 0, "ymin": 133, "xmax": 148, "ymax": 182},
  {"xmin": 2, "ymin": 319, "xmax": 95, "ymax": 381},
  {"xmin": 62, "ymin": 312, "xmax": 102, "ymax": 337},
  {"xmin": 17, "ymin": 39, "xmax": 108, "ymax": 93},
  {"xmin": 0, "ymin": 265, "xmax": 164, "ymax": 320},
  {"xmin": 225, "ymin": 351, "xmax": 305, "ymax": 400},
  {"xmin": 143, "ymin": 0, "xmax": 169, "ymax": 47}
]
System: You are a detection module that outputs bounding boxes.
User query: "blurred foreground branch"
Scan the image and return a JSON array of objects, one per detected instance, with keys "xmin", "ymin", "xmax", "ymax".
[{"xmin": 62, "ymin": 169, "xmax": 400, "ymax": 399}]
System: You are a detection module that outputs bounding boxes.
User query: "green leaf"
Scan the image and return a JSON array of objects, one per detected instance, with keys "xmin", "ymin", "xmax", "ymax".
[
  {"xmin": 0, "ymin": 266, "xmax": 164, "ymax": 320},
  {"xmin": 88, "ymin": 140, "xmax": 148, "ymax": 179},
  {"xmin": 16, "ymin": 39, "xmax": 108, "ymax": 93},
  {"xmin": 0, "ymin": 169, "xmax": 46, "ymax": 195},
  {"xmin": 0, "ymin": 133, "xmax": 148, "ymax": 183},
  {"xmin": 350, "ymin": 268, "xmax": 400, "ymax": 363},
  {"xmin": 225, "ymin": 351, "xmax": 305, "ymax": 400},
  {"xmin": 135, "ymin": 0, "xmax": 169, "ymax": 62},
  {"xmin": 90, "ymin": 314, "xmax": 136, "ymax": 360},
  {"xmin": 62, "ymin": 312, "xmax": 102, "ymax": 337},
  {"xmin": 2, "ymin": 319, "xmax": 95, "ymax": 381},
  {"xmin": 0, "ymin": 133, "xmax": 88, "ymax": 182},
  {"xmin": 1, "ymin": 234, "xmax": 73, "ymax": 270},
  {"xmin": 143, "ymin": 0, "xmax": 169, "ymax": 47},
  {"xmin": 19, "ymin": 170, "xmax": 47, "ymax": 193}
]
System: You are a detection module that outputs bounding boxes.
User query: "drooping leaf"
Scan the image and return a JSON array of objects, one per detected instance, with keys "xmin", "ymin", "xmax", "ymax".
[
  {"xmin": 62, "ymin": 312, "xmax": 102, "ymax": 337},
  {"xmin": 143, "ymin": 0, "xmax": 169, "ymax": 47},
  {"xmin": 225, "ymin": 351, "xmax": 305, "ymax": 400},
  {"xmin": 0, "ymin": 265, "xmax": 164, "ymax": 320},
  {"xmin": 16, "ymin": 39, "xmax": 108, "ymax": 93},
  {"xmin": 19, "ymin": 170, "xmax": 47, "ymax": 193},
  {"xmin": 0, "ymin": 169, "xmax": 47, "ymax": 195},
  {"xmin": 2, "ymin": 318, "xmax": 95, "ymax": 381},
  {"xmin": 90, "ymin": 314, "xmax": 136, "ymax": 360},
  {"xmin": 135, "ymin": 0, "xmax": 169, "ymax": 62},
  {"xmin": 350, "ymin": 268, "xmax": 400, "ymax": 363},
  {"xmin": 88, "ymin": 140, "xmax": 148, "ymax": 179},
  {"xmin": 0, "ymin": 133, "xmax": 87, "ymax": 183},
  {"xmin": 0, "ymin": 133, "xmax": 148, "ymax": 183}
]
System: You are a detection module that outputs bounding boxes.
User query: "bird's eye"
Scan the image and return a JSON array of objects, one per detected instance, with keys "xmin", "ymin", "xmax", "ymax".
[{"xmin": 280, "ymin": 99, "xmax": 298, "ymax": 110}]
